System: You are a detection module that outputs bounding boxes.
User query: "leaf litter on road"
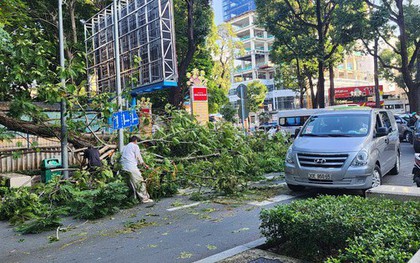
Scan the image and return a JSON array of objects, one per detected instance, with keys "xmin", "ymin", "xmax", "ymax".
[
  {"xmin": 178, "ymin": 251, "xmax": 193, "ymax": 259},
  {"xmin": 232, "ymin": 227, "xmax": 250, "ymax": 233}
]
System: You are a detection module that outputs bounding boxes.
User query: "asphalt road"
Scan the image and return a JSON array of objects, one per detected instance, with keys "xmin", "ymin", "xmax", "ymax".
[
  {"xmin": 382, "ymin": 141, "xmax": 416, "ymax": 186},
  {"xmin": 0, "ymin": 142, "xmax": 416, "ymax": 263}
]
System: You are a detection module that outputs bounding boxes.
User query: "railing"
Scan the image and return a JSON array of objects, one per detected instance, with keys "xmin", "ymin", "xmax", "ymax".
[
  {"xmin": 235, "ymin": 65, "xmax": 253, "ymax": 72},
  {"xmin": 0, "ymin": 146, "xmax": 79, "ymax": 173}
]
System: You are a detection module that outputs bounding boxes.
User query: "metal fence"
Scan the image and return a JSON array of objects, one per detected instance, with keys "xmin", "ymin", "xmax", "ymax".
[
  {"xmin": 0, "ymin": 134, "xmax": 60, "ymax": 151},
  {"xmin": 0, "ymin": 146, "xmax": 79, "ymax": 173}
]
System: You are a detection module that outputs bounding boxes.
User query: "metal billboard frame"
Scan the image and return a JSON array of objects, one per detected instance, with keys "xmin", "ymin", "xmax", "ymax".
[{"xmin": 84, "ymin": 0, "xmax": 178, "ymax": 95}]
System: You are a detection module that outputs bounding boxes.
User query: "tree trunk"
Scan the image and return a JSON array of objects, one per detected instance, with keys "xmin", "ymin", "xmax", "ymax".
[
  {"xmin": 69, "ymin": 0, "xmax": 78, "ymax": 44},
  {"xmin": 408, "ymin": 88, "xmax": 420, "ymax": 114},
  {"xmin": 0, "ymin": 113, "xmax": 95, "ymax": 148},
  {"xmin": 328, "ymin": 64, "xmax": 335, "ymax": 106},
  {"xmin": 316, "ymin": 0, "xmax": 325, "ymax": 108},
  {"xmin": 373, "ymin": 37, "xmax": 381, "ymax": 108},
  {"xmin": 296, "ymin": 59, "xmax": 305, "ymax": 108},
  {"xmin": 317, "ymin": 64, "xmax": 325, "ymax": 108},
  {"xmin": 307, "ymin": 72, "xmax": 317, "ymax": 109},
  {"xmin": 413, "ymin": 47, "xmax": 420, "ymax": 113},
  {"xmin": 170, "ymin": 0, "xmax": 196, "ymax": 107},
  {"xmin": 395, "ymin": 0, "xmax": 419, "ymax": 113}
]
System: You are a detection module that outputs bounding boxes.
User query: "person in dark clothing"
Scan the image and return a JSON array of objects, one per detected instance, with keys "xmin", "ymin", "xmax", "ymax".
[
  {"xmin": 83, "ymin": 146, "xmax": 102, "ymax": 170},
  {"xmin": 408, "ymin": 112, "xmax": 418, "ymax": 127}
]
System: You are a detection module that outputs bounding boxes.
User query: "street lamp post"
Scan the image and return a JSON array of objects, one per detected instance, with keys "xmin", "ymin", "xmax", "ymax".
[
  {"xmin": 113, "ymin": 0, "xmax": 124, "ymax": 151},
  {"xmin": 58, "ymin": 0, "xmax": 69, "ymax": 179}
]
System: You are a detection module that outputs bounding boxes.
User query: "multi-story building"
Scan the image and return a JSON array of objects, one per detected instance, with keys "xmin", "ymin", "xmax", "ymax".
[{"xmin": 223, "ymin": 4, "xmax": 297, "ymax": 116}]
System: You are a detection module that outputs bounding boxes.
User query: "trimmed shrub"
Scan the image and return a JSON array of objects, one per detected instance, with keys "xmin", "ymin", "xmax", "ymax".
[{"xmin": 260, "ymin": 195, "xmax": 420, "ymax": 263}]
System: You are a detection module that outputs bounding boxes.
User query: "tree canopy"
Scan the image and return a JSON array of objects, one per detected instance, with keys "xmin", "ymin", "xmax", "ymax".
[{"xmin": 256, "ymin": 0, "xmax": 367, "ymax": 108}]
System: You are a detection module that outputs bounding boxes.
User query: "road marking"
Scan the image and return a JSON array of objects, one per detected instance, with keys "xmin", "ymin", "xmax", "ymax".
[
  {"xmin": 194, "ymin": 238, "xmax": 266, "ymax": 263},
  {"xmin": 248, "ymin": 193, "xmax": 301, "ymax": 206},
  {"xmin": 166, "ymin": 202, "xmax": 200, "ymax": 211}
]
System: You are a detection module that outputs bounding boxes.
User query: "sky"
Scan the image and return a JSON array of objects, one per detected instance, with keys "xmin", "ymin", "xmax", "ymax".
[
  {"xmin": 212, "ymin": 0, "xmax": 224, "ymax": 25},
  {"xmin": 211, "ymin": 0, "xmax": 420, "ymax": 26}
]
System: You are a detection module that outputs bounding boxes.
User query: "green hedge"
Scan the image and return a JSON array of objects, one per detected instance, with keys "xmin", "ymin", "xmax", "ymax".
[{"xmin": 260, "ymin": 195, "xmax": 420, "ymax": 263}]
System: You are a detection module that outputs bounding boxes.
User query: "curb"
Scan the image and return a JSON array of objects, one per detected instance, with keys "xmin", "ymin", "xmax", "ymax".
[
  {"xmin": 194, "ymin": 238, "xmax": 266, "ymax": 263},
  {"xmin": 409, "ymin": 248, "xmax": 420, "ymax": 263}
]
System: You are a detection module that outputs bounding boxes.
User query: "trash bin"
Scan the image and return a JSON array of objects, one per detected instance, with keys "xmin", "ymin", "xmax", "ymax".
[{"xmin": 40, "ymin": 158, "xmax": 62, "ymax": 183}]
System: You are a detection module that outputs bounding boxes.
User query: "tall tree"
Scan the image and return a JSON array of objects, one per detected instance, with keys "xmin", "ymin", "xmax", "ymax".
[
  {"xmin": 211, "ymin": 23, "xmax": 244, "ymax": 92},
  {"xmin": 247, "ymin": 80, "xmax": 268, "ymax": 113},
  {"xmin": 206, "ymin": 22, "xmax": 244, "ymax": 113},
  {"xmin": 171, "ymin": 0, "xmax": 213, "ymax": 107},
  {"xmin": 256, "ymin": 0, "xmax": 367, "ymax": 108},
  {"xmin": 364, "ymin": 0, "xmax": 420, "ymax": 113}
]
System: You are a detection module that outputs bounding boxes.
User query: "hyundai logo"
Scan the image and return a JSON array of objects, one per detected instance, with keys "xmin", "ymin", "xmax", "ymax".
[{"xmin": 314, "ymin": 158, "xmax": 327, "ymax": 164}]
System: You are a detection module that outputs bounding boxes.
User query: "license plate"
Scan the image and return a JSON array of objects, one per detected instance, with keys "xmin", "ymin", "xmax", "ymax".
[{"xmin": 308, "ymin": 173, "xmax": 331, "ymax": 180}]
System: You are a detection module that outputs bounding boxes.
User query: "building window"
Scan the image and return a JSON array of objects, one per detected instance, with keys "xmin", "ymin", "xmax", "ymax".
[{"xmin": 275, "ymin": 96, "xmax": 295, "ymax": 110}]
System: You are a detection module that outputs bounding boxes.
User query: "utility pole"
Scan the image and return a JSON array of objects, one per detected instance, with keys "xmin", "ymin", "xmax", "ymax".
[
  {"xmin": 113, "ymin": 0, "xmax": 124, "ymax": 151},
  {"xmin": 58, "ymin": 0, "xmax": 68, "ymax": 178}
]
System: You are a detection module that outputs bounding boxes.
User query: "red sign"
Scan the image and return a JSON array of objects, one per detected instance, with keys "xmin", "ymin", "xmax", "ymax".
[
  {"xmin": 192, "ymin": 87, "xmax": 208, "ymax": 101},
  {"xmin": 335, "ymin": 85, "xmax": 383, "ymax": 99},
  {"xmin": 358, "ymin": 101, "xmax": 385, "ymax": 107}
]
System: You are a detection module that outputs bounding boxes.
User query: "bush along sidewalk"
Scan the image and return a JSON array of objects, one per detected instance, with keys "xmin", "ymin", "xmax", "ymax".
[
  {"xmin": 260, "ymin": 195, "xmax": 420, "ymax": 263},
  {"xmin": 0, "ymin": 108, "xmax": 291, "ymax": 234}
]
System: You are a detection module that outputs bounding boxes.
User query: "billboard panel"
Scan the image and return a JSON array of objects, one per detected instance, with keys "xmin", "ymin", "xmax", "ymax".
[{"xmin": 85, "ymin": 0, "xmax": 178, "ymax": 94}]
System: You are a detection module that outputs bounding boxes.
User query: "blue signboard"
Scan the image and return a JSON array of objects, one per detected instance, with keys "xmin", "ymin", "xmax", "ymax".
[
  {"xmin": 130, "ymin": 110, "xmax": 139, "ymax": 126},
  {"xmin": 112, "ymin": 110, "xmax": 139, "ymax": 130},
  {"xmin": 112, "ymin": 112, "xmax": 123, "ymax": 130},
  {"xmin": 122, "ymin": 111, "xmax": 131, "ymax": 128}
]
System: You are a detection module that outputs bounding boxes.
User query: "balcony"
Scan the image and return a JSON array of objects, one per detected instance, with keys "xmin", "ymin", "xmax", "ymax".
[
  {"xmin": 235, "ymin": 65, "xmax": 253, "ymax": 73},
  {"xmin": 239, "ymin": 36, "xmax": 251, "ymax": 41}
]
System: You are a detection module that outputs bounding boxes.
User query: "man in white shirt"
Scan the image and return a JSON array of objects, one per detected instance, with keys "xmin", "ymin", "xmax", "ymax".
[{"xmin": 121, "ymin": 136, "xmax": 153, "ymax": 203}]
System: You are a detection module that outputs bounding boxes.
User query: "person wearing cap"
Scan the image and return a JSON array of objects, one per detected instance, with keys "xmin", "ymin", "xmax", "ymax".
[{"xmin": 120, "ymin": 136, "xmax": 153, "ymax": 203}]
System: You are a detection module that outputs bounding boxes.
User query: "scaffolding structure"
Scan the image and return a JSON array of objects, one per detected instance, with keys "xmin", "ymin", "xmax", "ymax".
[{"xmin": 85, "ymin": 0, "xmax": 178, "ymax": 94}]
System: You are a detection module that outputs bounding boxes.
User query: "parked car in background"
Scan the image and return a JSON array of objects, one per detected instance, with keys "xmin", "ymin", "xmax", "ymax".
[
  {"xmin": 285, "ymin": 109, "xmax": 400, "ymax": 191},
  {"xmin": 258, "ymin": 122, "xmax": 278, "ymax": 133},
  {"xmin": 413, "ymin": 120, "xmax": 420, "ymax": 153},
  {"xmin": 394, "ymin": 115, "xmax": 412, "ymax": 142},
  {"xmin": 277, "ymin": 109, "xmax": 327, "ymax": 137}
]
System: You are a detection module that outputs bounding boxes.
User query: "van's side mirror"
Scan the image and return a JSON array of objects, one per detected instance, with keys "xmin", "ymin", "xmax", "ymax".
[
  {"xmin": 396, "ymin": 119, "xmax": 402, "ymax": 124},
  {"xmin": 294, "ymin": 127, "xmax": 301, "ymax": 137},
  {"xmin": 376, "ymin": 127, "xmax": 389, "ymax": 137}
]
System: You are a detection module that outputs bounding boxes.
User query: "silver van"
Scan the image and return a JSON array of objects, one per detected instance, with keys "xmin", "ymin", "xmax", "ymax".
[{"xmin": 285, "ymin": 109, "xmax": 400, "ymax": 191}]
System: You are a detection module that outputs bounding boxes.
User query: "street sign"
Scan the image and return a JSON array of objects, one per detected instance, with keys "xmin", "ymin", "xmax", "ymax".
[
  {"xmin": 130, "ymin": 110, "xmax": 139, "ymax": 126},
  {"xmin": 112, "ymin": 110, "xmax": 139, "ymax": 129},
  {"xmin": 112, "ymin": 112, "xmax": 123, "ymax": 130},
  {"xmin": 192, "ymin": 87, "xmax": 208, "ymax": 101},
  {"xmin": 236, "ymin": 84, "xmax": 247, "ymax": 98}
]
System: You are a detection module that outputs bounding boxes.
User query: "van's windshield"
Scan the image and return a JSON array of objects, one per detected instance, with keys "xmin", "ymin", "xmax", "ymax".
[{"xmin": 301, "ymin": 114, "xmax": 370, "ymax": 137}]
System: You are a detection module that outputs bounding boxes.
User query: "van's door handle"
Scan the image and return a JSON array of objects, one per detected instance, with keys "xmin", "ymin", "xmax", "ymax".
[{"xmin": 385, "ymin": 138, "xmax": 389, "ymax": 144}]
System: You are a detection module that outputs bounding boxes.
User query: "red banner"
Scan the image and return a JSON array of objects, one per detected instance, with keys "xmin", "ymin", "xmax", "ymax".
[
  {"xmin": 358, "ymin": 101, "xmax": 385, "ymax": 107},
  {"xmin": 192, "ymin": 87, "xmax": 208, "ymax": 101},
  {"xmin": 335, "ymin": 85, "xmax": 383, "ymax": 99}
]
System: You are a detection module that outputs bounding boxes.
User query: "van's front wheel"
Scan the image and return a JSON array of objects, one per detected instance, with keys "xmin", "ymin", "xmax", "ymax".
[
  {"xmin": 371, "ymin": 165, "xmax": 382, "ymax": 188},
  {"xmin": 287, "ymin": 184, "xmax": 305, "ymax": 191}
]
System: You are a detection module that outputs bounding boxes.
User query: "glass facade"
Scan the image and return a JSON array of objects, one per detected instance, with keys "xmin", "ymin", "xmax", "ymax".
[{"xmin": 223, "ymin": 0, "xmax": 256, "ymax": 21}]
